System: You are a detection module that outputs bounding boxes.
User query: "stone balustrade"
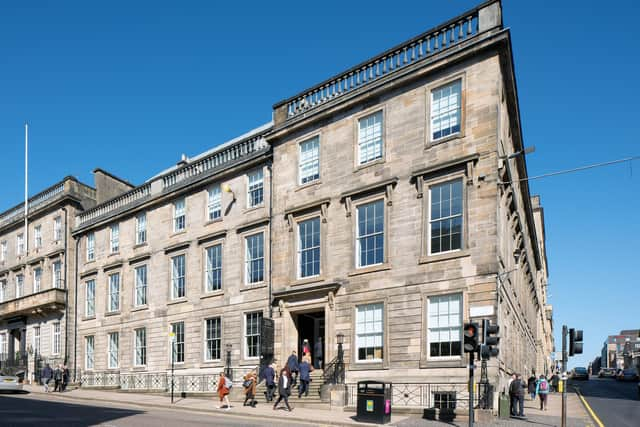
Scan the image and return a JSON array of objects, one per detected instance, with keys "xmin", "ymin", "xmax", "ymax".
[
  {"xmin": 274, "ymin": 0, "xmax": 502, "ymax": 124},
  {"xmin": 75, "ymin": 132, "xmax": 270, "ymax": 229},
  {"xmin": 0, "ymin": 288, "xmax": 66, "ymax": 319},
  {"xmin": 0, "ymin": 182, "xmax": 64, "ymax": 229}
]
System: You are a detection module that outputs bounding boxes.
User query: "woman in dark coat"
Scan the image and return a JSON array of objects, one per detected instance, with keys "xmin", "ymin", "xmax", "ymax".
[{"xmin": 272, "ymin": 368, "xmax": 293, "ymax": 411}]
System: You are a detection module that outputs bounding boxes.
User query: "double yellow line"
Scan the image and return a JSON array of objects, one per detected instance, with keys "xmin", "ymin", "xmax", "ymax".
[{"xmin": 574, "ymin": 387, "xmax": 605, "ymax": 427}]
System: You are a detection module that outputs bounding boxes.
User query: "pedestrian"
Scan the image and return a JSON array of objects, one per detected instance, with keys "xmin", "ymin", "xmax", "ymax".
[
  {"xmin": 264, "ymin": 363, "xmax": 276, "ymax": 402},
  {"xmin": 273, "ymin": 368, "xmax": 293, "ymax": 411},
  {"xmin": 535, "ymin": 375, "xmax": 549, "ymax": 411},
  {"xmin": 302, "ymin": 339, "xmax": 311, "ymax": 366},
  {"xmin": 41, "ymin": 363, "xmax": 53, "ymax": 393},
  {"xmin": 62, "ymin": 365, "xmax": 69, "ymax": 392},
  {"xmin": 510, "ymin": 374, "xmax": 525, "ymax": 418},
  {"xmin": 217, "ymin": 372, "xmax": 232, "ymax": 410},
  {"xmin": 314, "ymin": 337, "xmax": 323, "ymax": 370},
  {"xmin": 243, "ymin": 370, "xmax": 257, "ymax": 407},
  {"xmin": 286, "ymin": 350, "xmax": 299, "ymax": 386},
  {"xmin": 507, "ymin": 373, "xmax": 516, "ymax": 416},
  {"xmin": 527, "ymin": 372, "xmax": 537, "ymax": 400},
  {"xmin": 301, "ymin": 350, "xmax": 311, "ymax": 365},
  {"xmin": 298, "ymin": 357, "xmax": 313, "ymax": 398},
  {"xmin": 550, "ymin": 373, "xmax": 559, "ymax": 393},
  {"xmin": 53, "ymin": 364, "xmax": 62, "ymax": 392}
]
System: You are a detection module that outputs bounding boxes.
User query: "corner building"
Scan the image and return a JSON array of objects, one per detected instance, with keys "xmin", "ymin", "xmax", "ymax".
[{"xmin": 73, "ymin": 0, "xmax": 553, "ymax": 411}]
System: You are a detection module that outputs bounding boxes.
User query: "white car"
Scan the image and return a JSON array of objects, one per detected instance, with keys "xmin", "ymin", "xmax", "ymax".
[{"xmin": 0, "ymin": 372, "xmax": 24, "ymax": 392}]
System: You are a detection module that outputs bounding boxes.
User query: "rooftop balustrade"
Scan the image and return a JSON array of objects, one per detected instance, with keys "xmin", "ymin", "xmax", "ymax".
[
  {"xmin": 75, "ymin": 131, "xmax": 270, "ymax": 229},
  {"xmin": 274, "ymin": 0, "xmax": 502, "ymax": 125}
]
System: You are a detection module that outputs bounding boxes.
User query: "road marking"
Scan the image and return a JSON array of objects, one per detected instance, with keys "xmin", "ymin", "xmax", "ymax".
[{"xmin": 575, "ymin": 387, "xmax": 605, "ymax": 427}]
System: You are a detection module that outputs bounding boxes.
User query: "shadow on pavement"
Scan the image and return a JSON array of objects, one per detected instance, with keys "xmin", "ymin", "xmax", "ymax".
[{"xmin": 0, "ymin": 394, "xmax": 144, "ymax": 426}]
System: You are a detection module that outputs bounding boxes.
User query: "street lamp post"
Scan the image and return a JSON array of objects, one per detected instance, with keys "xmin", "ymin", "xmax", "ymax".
[
  {"xmin": 336, "ymin": 332, "xmax": 344, "ymax": 384},
  {"xmin": 225, "ymin": 344, "xmax": 232, "ymax": 381}
]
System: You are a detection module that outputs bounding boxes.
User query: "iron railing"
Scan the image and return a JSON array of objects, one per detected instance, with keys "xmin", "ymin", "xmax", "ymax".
[
  {"xmin": 322, "ymin": 357, "xmax": 346, "ymax": 385},
  {"xmin": 346, "ymin": 382, "xmax": 479, "ymax": 410}
]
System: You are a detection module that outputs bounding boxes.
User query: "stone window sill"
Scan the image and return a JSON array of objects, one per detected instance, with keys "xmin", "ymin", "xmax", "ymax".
[
  {"xmin": 419, "ymin": 357, "xmax": 465, "ymax": 369},
  {"xmin": 82, "ymin": 316, "xmax": 96, "ymax": 321},
  {"xmin": 105, "ymin": 311, "xmax": 121, "ymax": 317},
  {"xmin": 131, "ymin": 305, "xmax": 148, "ymax": 312},
  {"xmin": 204, "ymin": 217, "xmax": 223, "ymax": 226},
  {"xmin": 240, "ymin": 284, "xmax": 267, "ymax": 293},
  {"xmin": 133, "ymin": 242, "xmax": 148, "ymax": 249},
  {"xmin": 349, "ymin": 361, "xmax": 387, "ymax": 371},
  {"xmin": 295, "ymin": 180, "xmax": 321, "ymax": 192},
  {"xmin": 292, "ymin": 276, "xmax": 324, "ymax": 287},
  {"xmin": 200, "ymin": 290, "xmax": 224, "ymax": 299},
  {"xmin": 348, "ymin": 263, "xmax": 391, "ymax": 277},
  {"xmin": 243, "ymin": 205, "xmax": 265, "ymax": 214},
  {"xmin": 167, "ymin": 298, "xmax": 188, "ymax": 306},
  {"xmin": 354, "ymin": 158, "xmax": 385, "ymax": 173},
  {"xmin": 426, "ymin": 133, "xmax": 463, "ymax": 149},
  {"xmin": 419, "ymin": 250, "xmax": 470, "ymax": 264}
]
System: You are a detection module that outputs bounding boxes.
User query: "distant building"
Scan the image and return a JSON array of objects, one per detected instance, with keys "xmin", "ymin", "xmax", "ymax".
[{"xmin": 600, "ymin": 330, "xmax": 640, "ymax": 370}]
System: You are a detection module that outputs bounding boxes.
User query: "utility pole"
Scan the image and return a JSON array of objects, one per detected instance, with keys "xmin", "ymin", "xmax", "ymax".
[
  {"xmin": 469, "ymin": 351, "xmax": 475, "ymax": 427},
  {"xmin": 561, "ymin": 325, "xmax": 567, "ymax": 427}
]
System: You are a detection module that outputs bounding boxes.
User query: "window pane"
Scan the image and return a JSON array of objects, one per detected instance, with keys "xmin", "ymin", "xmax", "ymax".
[
  {"xmin": 427, "ymin": 294, "xmax": 462, "ymax": 358},
  {"xmin": 358, "ymin": 111, "xmax": 383, "ymax": 165},
  {"xmin": 299, "ymin": 137, "xmax": 320, "ymax": 184},
  {"xmin": 356, "ymin": 200, "xmax": 385, "ymax": 267},
  {"xmin": 245, "ymin": 233, "xmax": 264, "ymax": 284},
  {"xmin": 429, "ymin": 180, "xmax": 463, "ymax": 254},
  {"xmin": 298, "ymin": 217, "xmax": 321, "ymax": 278},
  {"xmin": 431, "ymin": 80, "xmax": 461, "ymax": 140},
  {"xmin": 356, "ymin": 303, "xmax": 384, "ymax": 361}
]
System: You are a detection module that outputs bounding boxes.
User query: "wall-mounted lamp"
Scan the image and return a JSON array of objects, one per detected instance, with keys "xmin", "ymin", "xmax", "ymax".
[{"xmin": 222, "ymin": 184, "xmax": 235, "ymax": 201}]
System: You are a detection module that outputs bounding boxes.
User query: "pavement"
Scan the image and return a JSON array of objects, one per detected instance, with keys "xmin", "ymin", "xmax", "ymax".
[
  {"xmin": 571, "ymin": 377, "xmax": 639, "ymax": 427},
  {"xmin": 12, "ymin": 383, "xmax": 410, "ymax": 426},
  {"xmin": 1, "ymin": 384, "xmax": 597, "ymax": 426}
]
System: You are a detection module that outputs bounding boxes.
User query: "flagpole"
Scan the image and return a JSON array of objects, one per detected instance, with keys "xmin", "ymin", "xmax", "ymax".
[{"xmin": 24, "ymin": 123, "xmax": 28, "ymax": 255}]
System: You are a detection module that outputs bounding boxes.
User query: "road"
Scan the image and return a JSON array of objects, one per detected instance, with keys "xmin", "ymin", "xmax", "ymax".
[
  {"xmin": 0, "ymin": 392, "xmax": 314, "ymax": 427},
  {"xmin": 571, "ymin": 377, "xmax": 640, "ymax": 427}
]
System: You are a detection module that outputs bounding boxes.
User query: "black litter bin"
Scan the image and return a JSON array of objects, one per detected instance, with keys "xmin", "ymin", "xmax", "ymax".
[{"xmin": 356, "ymin": 381, "xmax": 392, "ymax": 424}]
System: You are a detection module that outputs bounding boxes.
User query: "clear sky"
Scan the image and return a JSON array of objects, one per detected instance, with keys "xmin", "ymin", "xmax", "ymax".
[{"xmin": 1, "ymin": 0, "xmax": 638, "ymax": 369}]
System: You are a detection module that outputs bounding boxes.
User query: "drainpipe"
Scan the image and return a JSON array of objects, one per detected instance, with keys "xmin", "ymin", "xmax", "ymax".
[
  {"xmin": 62, "ymin": 208, "xmax": 69, "ymax": 367},
  {"xmin": 267, "ymin": 159, "xmax": 273, "ymax": 319},
  {"xmin": 72, "ymin": 224, "xmax": 79, "ymax": 382}
]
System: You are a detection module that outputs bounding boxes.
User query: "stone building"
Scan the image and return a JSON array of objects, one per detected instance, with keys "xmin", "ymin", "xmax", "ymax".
[
  {"xmin": 35, "ymin": 0, "xmax": 550, "ymax": 412},
  {"xmin": 0, "ymin": 176, "xmax": 98, "ymax": 379}
]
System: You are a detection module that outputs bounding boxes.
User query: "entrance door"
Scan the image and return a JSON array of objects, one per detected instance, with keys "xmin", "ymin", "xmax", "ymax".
[{"xmin": 296, "ymin": 311, "xmax": 325, "ymax": 369}]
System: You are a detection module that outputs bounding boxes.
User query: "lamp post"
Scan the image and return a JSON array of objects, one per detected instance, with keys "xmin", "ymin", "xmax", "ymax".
[
  {"xmin": 336, "ymin": 332, "xmax": 344, "ymax": 384},
  {"xmin": 225, "ymin": 344, "xmax": 232, "ymax": 381}
]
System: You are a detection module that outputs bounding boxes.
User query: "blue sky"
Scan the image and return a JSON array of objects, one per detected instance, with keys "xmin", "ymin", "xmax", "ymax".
[{"xmin": 1, "ymin": 0, "xmax": 638, "ymax": 368}]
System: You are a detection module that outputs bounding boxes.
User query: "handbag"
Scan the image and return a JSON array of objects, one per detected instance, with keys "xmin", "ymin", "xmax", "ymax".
[{"xmin": 243, "ymin": 379, "xmax": 253, "ymax": 388}]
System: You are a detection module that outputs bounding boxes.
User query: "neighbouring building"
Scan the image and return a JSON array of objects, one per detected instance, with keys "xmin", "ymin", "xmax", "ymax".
[
  {"xmin": 0, "ymin": 171, "xmax": 130, "ymax": 380},
  {"xmin": 601, "ymin": 330, "xmax": 640, "ymax": 370},
  {"xmin": 3, "ymin": 0, "xmax": 552, "ymax": 414}
]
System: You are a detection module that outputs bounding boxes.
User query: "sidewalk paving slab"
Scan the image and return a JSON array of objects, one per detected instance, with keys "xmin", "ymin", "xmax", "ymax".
[{"xmin": 22, "ymin": 384, "xmax": 407, "ymax": 426}]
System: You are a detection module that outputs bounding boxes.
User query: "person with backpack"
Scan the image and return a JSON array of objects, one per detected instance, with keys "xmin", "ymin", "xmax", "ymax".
[
  {"xmin": 217, "ymin": 372, "xmax": 232, "ymax": 410},
  {"xmin": 242, "ymin": 370, "xmax": 257, "ymax": 407},
  {"xmin": 535, "ymin": 374, "xmax": 550, "ymax": 410}
]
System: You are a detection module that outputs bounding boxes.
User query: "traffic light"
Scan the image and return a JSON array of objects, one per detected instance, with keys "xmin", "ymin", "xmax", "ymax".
[
  {"xmin": 464, "ymin": 323, "xmax": 479, "ymax": 353},
  {"xmin": 480, "ymin": 319, "xmax": 500, "ymax": 360},
  {"xmin": 569, "ymin": 329, "xmax": 583, "ymax": 356}
]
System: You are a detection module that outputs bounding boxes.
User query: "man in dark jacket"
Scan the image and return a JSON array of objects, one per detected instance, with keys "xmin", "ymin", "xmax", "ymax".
[
  {"xmin": 273, "ymin": 368, "xmax": 293, "ymax": 411},
  {"xmin": 53, "ymin": 365, "xmax": 62, "ymax": 392},
  {"xmin": 61, "ymin": 365, "xmax": 70, "ymax": 392},
  {"xmin": 286, "ymin": 351, "xmax": 299, "ymax": 386},
  {"xmin": 314, "ymin": 337, "xmax": 323, "ymax": 370},
  {"xmin": 298, "ymin": 358, "xmax": 312, "ymax": 398},
  {"xmin": 264, "ymin": 363, "xmax": 276, "ymax": 402},
  {"xmin": 41, "ymin": 363, "xmax": 53, "ymax": 393},
  {"xmin": 510, "ymin": 374, "xmax": 525, "ymax": 418}
]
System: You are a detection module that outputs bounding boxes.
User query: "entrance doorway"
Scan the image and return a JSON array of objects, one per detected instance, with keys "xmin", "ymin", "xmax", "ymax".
[{"xmin": 295, "ymin": 311, "xmax": 325, "ymax": 369}]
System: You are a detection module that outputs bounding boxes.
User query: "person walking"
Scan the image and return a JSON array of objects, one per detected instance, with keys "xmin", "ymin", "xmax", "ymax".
[
  {"xmin": 314, "ymin": 337, "xmax": 323, "ymax": 370},
  {"xmin": 302, "ymin": 339, "xmax": 312, "ymax": 366},
  {"xmin": 510, "ymin": 374, "xmax": 525, "ymax": 418},
  {"xmin": 242, "ymin": 370, "xmax": 257, "ymax": 407},
  {"xmin": 535, "ymin": 375, "xmax": 550, "ymax": 411},
  {"xmin": 527, "ymin": 373, "xmax": 537, "ymax": 400},
  {"xmin": 550, "ymin": 373, "xmax": 559, "ymax": 393},
  {"xmin": 298, "ymin": 357, "xmax": 313, "ymax": 398},
  {"xmin": 41, "ymin": 363, "xmax": 53, "ymax": 393},
  {"xmin": 217, "ymin": 372, "xmax": 232, "ymax": 410},
  {"xmin": 53, "ymin": 365, "xmax": 62, "ymax": 392},
  {"xmin": 273, "ymin": 368, "xmax": 293, "ymax": 411},
  {"xmin": 286, "ymin": 350, "xmax": 299, "ymax": 386},
  {"xmin": 61, "ymin": 365, "xmax": 70, "ymax": 392},
  {"xmin": 264, "ymin": 363, "xmax": 276, "ymax": 402},
  {"xmin": 507, "ymin": 373, "xmax": 516, "ymax": 416}
]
